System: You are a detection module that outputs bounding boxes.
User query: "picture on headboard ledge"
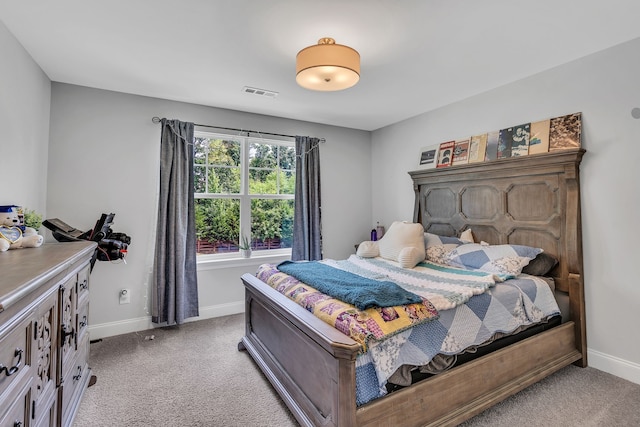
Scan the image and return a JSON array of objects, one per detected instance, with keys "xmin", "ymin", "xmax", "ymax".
[
  {"xmin": 549, "ymin": 112, "xmax": 582, "ymax": 151},
  {"xmin": 529, "ymin": 119, "xmax": 551, "ymax": 154},
  {"xmin": 497, "ymin": 127, "xmax": 513, "ymax": 159},
  {"xmin": 468, "ymin": 134, "xmax": 487, "ymax": 163},
  {"xmin": 485, "ymin": 131, "xmax": 499, "ymax": 161},
  {"xmin": 511, "ymin": 123, "xmax": 531, "ymax": 157},
  {"xmin": 436, "ymin": 140, "xmax": 455, "ymax": 168},
  {"xmin": 452, "ymin": 138, "xmax": 470, "ymax": 166},
  {"xmin": 418, "ymin": 112, "xmax": 581, "ymax": 167},
  {"xmin": 418, "ymin": 144, "xmax": 439, "ymax": 169}
]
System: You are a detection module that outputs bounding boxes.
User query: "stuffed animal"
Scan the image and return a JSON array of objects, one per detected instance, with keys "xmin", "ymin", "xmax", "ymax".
[{"xmin": 0, "ymin": 209, "xmax": 44, "ymax": 251}]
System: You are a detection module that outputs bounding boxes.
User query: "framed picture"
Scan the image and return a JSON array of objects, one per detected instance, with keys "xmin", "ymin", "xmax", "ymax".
[
  {"xmin": 549, "ymin": 112, "xmax": 582, "ymax": 151},
  {"xmin": 468, "ymin": 133, "xmax": 488, "ymax": 163},
  {"xmin": 418, "ymin": 144, "xmax": 439, "ymax": 169},
  {"xmin": 436, "ymin": 141, "xmax": 455, "ymax": 168},
  {"xmin": 511, "ymin": 123, "xmax": 531, "ymax": 157},
  {"xmin": 529, "ymin": 119, "xmax": 551, "ymax": 154},
  {"xmin": 452, "ymin": 138, "xmax": 470, "ymax": 165}
]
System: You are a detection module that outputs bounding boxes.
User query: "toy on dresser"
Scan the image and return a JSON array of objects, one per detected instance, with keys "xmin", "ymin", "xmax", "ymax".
[{"xmin": 0, "ymin": 205, "xmax": 44, "ymax": 251}]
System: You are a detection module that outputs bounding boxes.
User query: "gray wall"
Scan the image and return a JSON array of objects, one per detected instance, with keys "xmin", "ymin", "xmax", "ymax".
[
  {"xmin": 371, "ymin": 37, "xmax": 640, "ymax": 385},
  {"xmin": 47, "ymin": 83, "xmax": 372, "ymax": 337},
  {"xmin": 0, "ymin": 20, "xmax": 50, "ymax": 212}
]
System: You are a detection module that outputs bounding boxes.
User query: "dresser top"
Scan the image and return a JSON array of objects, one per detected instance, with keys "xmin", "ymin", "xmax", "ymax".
[{"xmin": 0, "ymin": 241, "xmax": 97, "ymax": 312}]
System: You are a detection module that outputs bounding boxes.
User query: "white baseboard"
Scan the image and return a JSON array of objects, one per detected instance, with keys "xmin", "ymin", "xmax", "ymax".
[
  {"xmin": 88, "ymin": 300, "xmax": 245, "ymax": 341},
  {"xmin": 588, "ymin": 348, "xmax": 640, "ymax": 386}
]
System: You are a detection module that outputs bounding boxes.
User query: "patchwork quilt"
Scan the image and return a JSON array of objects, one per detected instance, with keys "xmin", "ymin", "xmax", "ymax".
[
  {"xmin": 257, "ymin": 263, "xmax": 438, "ymax": 352},
  {"xmin": 256, "ymin": 256, "xmax": 560, "ymax": 406}
]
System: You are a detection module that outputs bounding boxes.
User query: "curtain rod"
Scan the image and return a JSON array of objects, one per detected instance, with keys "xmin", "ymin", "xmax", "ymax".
[{"xmin": 152, "ymin": 117, "xmax": 325, "ymax": 142}]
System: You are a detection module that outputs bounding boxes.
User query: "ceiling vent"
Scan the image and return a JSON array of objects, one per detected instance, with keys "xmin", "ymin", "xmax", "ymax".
[{"xmin": 242, "ymin": 86, "xmax": 278, "ymax": 98}]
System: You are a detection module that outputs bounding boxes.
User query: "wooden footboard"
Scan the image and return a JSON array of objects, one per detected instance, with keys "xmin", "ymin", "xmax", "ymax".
[{"xmin": 240, "ymin": 273, "xmax": 360, "ymax": 427}]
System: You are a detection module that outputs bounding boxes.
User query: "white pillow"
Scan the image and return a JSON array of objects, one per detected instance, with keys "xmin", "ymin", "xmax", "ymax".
[
  {"xmin": 356, "ymin": 241, "xmax": 380, "ymax": 258},
  {"xmin": 459, "ymin": 228, "xmax": 475, "ymax": 243},
  {"xmin": 378, "ymin": 221, "xmax": 425, "ymax": 268}
]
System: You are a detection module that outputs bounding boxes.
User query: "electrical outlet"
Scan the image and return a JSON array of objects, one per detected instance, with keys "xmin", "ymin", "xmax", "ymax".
[{"xmin": 119, "ymin": 289, "xmax": 130, "ymax": 304}]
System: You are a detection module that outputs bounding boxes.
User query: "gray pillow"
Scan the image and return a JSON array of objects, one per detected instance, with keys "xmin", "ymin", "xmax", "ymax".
[{"xmin": 521, "ymin": 252, "xmax": 558, "ymax": 276}]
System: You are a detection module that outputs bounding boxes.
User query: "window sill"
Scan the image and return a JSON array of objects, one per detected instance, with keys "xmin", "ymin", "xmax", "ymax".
[{"xmin": 197, "ymin": 252, "xmax": 291, "ymax": 271}]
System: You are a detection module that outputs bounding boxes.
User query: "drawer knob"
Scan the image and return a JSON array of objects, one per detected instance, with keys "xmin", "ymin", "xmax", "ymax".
[
  {"xmin": 0, "ymin": 348, "xmax": 23, "ymax": 377},
  {"xmin": 73, "ymin": 365, "xmax": 82, "ymax": 382}
]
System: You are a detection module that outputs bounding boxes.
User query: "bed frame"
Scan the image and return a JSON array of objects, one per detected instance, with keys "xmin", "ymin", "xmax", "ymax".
[{"xmin": 239, "ymin": 148, "xmax": 586, "ymax": 427}]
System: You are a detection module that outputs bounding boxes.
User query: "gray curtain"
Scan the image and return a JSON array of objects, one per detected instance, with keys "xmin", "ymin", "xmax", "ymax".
[
  {"xmin": 291, "ymin": 136, "xmax": 322, "ymax": 260},
  {"xmin": 152, "ymin": 119, "xmax": 199, "ymax": 325}
]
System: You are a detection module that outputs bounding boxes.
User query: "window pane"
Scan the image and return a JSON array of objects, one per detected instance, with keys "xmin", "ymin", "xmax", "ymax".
[
  {"xmin": 251, "ymin": 199, "xmax": 294, "ymax": 251},
  {"xmin": 208, "ymin": 166, "xmax": 240, "ymax": 193},
  {"xmin": 248, "ymin": 142, "xmax": 295, "ymax": 195},
  {"xmin": 194, "ymin": 165, "xmax": 207, "ymax": 193},
  {"xmin": 249, "ymin": 142, "xmax": 276, "ymax": 195},
  {"xmin": 279, "ymin": 145, "xmax": 296, "ymax": 170},
  {"xmin": 279, "ymin": 169, "xmax": 295, "ymax": 195},
  {"xmin": 194, "ymin": 137, "xmax": 241, "ymax": 194},
  {"xmin": 208, "ymin": 138, "xmax": 241, "ymax": 166},
  {"xmin": 194, "ymin": 198, "xmax": 240, "ymax": 255},
  {"xmin": 194, "ymin": 137, "xmax": 213, "ymax": 165},
  {"xmin": 250, "ymin": 142, "xmax": 277, "ymax": 168},
  {"xmin": 249, "ymin": 168, "xmax": 277, "ymax": 194}
]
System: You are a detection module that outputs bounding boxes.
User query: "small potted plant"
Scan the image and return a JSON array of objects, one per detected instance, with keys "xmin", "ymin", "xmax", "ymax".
[
  {"xmin": 239, "ymin": 234, "xmax": 252, "ymax": 258},
  {"xmin": 22, "ymin": 208, "xmax": 43, "ymax": 231}
]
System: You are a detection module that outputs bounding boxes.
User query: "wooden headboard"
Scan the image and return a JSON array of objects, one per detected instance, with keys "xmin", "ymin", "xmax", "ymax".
[{"xmin": 409, "ymin": 148, "xmax": 587, "ymax": 361}]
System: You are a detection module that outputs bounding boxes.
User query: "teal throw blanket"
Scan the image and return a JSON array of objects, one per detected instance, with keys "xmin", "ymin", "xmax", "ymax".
[{"xmin": 277, "ymin": 260, "xmax": 422, "ymax": 310}]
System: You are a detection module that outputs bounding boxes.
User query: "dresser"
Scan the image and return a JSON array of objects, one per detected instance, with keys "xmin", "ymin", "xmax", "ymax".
[{"xmin": 0, "ymin": 241, "xmax": 96, "ymax": 427}]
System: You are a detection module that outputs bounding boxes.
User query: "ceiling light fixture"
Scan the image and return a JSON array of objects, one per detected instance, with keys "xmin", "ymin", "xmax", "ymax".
[{"xmin": 296, "ymin": 37, "xmax": 360, "ymax": 91}]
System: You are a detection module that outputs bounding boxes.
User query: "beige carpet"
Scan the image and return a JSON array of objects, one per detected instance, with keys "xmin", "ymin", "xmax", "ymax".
[{"xmin": 74, "ymin": 314, "xmax": 640, "ymax": 426}]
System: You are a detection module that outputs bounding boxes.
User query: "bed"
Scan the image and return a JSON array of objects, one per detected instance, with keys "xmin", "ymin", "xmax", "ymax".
[{"xmin": 239, "ymin": 148, "xmax": 586, "ymax": 427}]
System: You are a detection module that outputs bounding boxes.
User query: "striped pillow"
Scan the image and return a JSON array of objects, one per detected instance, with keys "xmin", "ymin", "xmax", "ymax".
[{"xmin": 447, "ymin": 243, "xmax": 543, "ymax": 275}]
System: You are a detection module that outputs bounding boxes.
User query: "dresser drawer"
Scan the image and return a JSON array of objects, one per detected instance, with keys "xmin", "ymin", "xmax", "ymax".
[
  {"xmin": 32, "ymin": 388, "xmax": 57, "ymax": 427},
  {"xmin": 0, "ymin": 312, "xmax": 31, "ymax": 401},
  {"xmin": 59, "ymin": 335, "xmax": 90, "ymax": 426},
  {"xmin": 0, "ymin": 376, "xmax": 31, "ymax": 427},
  {"xmin": 59, "ymin": 274, "xmax": 78, "ymax": 375},
  {"xmin": 76, "ymin": 264, "xmax": 90, "ymax": 304},
  {"xmin": 31, "ymin": 288, "xmax": 58, "ymax": 427},
  {"xmin": 76, "ymin": 300, "xmax": 89, "ymax": 345}
]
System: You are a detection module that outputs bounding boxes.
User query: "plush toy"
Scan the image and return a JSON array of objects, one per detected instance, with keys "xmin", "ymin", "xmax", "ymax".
[{"xmin": 0, "ymin": 208, "xmax": 44, "ymax": 252}]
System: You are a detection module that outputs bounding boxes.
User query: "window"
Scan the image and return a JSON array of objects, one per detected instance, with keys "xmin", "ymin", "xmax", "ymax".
[{"xmin": 193, "ymin": 131, "xmax": 295, "ymax": 258}]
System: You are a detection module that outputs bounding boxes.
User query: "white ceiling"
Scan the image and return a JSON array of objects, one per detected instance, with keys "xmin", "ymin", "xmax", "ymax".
[{"xmin": 2, "ymin": 0, "xmax": 640, "ymax": 131}]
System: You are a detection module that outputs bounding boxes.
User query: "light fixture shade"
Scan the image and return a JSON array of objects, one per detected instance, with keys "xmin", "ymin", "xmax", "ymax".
[{"xmin": 296, "ymin": 38, "xmax": 360, "ymax": 91}]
